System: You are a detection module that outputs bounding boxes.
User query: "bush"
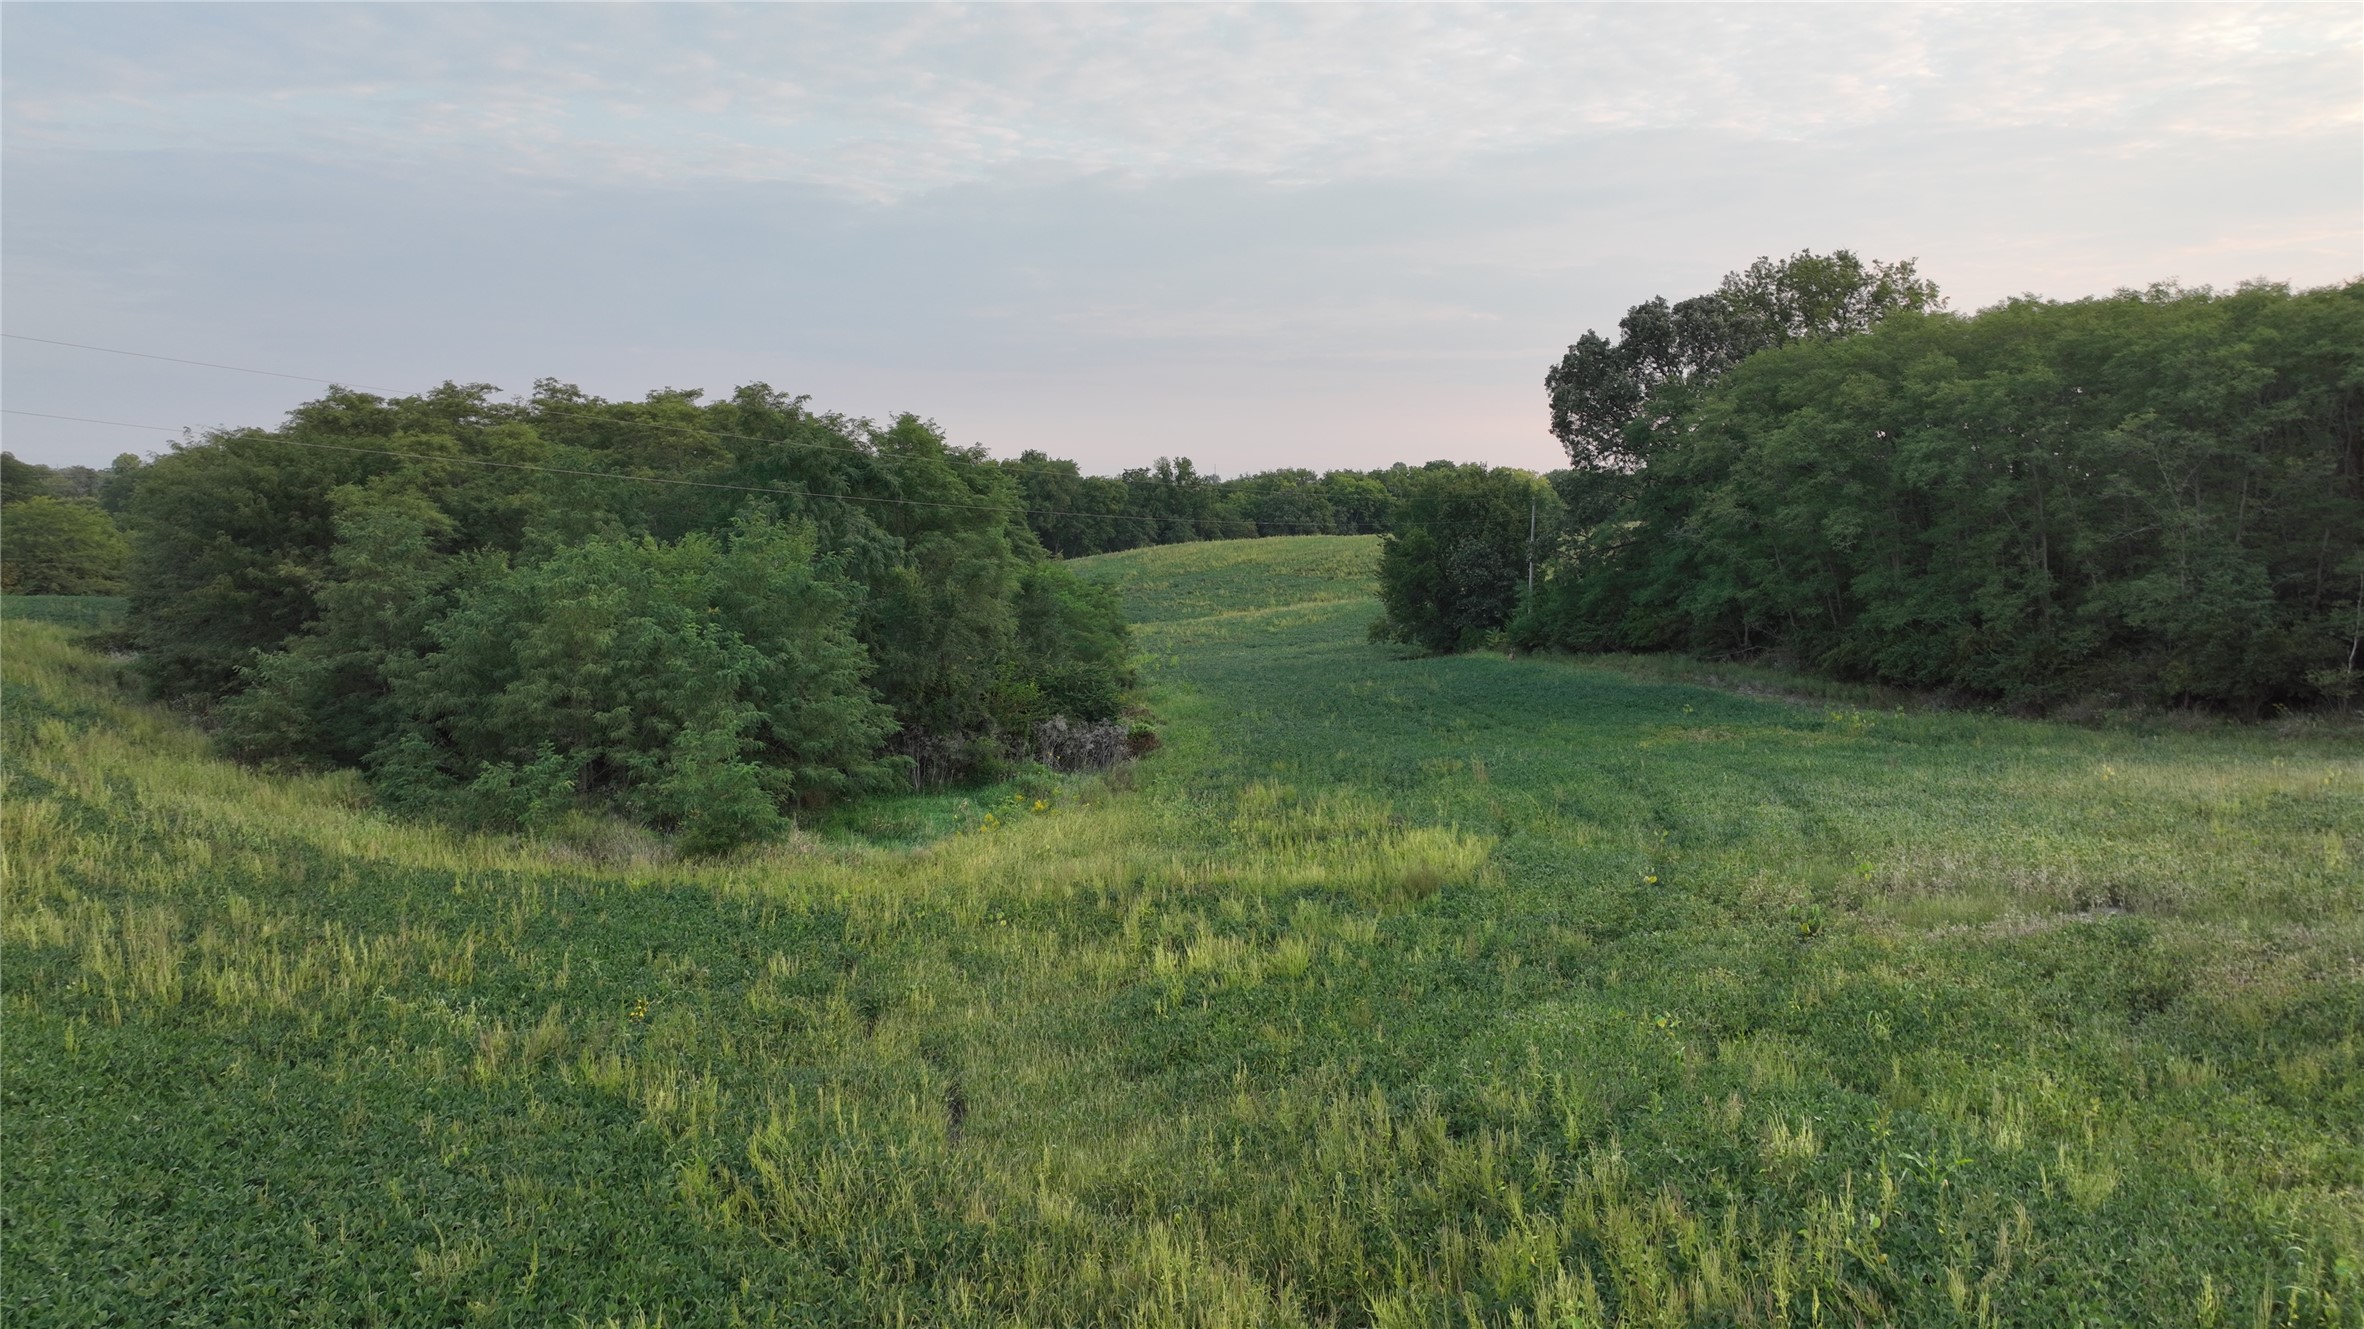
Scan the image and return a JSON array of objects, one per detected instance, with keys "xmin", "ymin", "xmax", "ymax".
[
  {"xmin": 373, "ymin": 515, "xmax": 900, "ymax": 852},
  {"xmin": 1, "ymin": 497, "xmax": 129, "ymax": 595},
  {"xmin": 131, "ymin": 382, "xmax": 1137, "ymax": 843}
]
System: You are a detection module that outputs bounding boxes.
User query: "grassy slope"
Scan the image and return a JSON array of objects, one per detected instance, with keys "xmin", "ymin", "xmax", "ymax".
[
  {"xmin": 3, "ymin": 548, "xmax": 2360, "ymax": 1327},
  {"xmin": 0, "ymin": 595, "xmax": 126, "ymax": 631}
]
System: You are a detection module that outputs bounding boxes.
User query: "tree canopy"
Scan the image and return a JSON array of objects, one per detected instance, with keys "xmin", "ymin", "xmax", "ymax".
[
  {"xmin": 1523, "ymin": 279, "xmax": 2364, "ymax": 712},
  {"xmin": 1, "ymin": 451, "xmax": 141, "ymax": 594},
  {"xmin": 129, "ymin": 383, "xmax": 1136, "ymax": 850},
  {"xmin": 0, "ymin": 496, "xmax": 129, "ymax": 595},
  {"xmin": 1372, "ymin": 465, "xmax": 1558, "ymax": 654},
  {"xmin": 1545, "ymin": 249, "xmax": 1942, "ymax": 471}
]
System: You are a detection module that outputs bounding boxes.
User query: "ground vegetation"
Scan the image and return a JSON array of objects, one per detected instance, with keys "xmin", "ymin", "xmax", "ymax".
[{"xmin": 5, "ymin": 540, "xmax": 2358, "ymax": 1325}]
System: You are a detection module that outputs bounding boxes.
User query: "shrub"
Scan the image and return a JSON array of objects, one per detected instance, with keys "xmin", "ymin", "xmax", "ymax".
[
  {"xmin": 130, "ymin": 382, "xmax": 1136, "ymax": 841},
  {"xmin": 1, "ymin": 497, "xmax": 129, "ymax": 595},
  {"xmin": 374, "ymin": 514, "xmax": 899, "ymax": 851}
]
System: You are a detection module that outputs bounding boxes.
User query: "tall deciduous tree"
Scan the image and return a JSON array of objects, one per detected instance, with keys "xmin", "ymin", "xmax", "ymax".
[
  {"xmin": 1546, "ymin": 249, "xmax": 1941, "ymax": 471},
  {"xmin": 1373, "ymin": 465, "xmax": 1559, "ymax": 654}
]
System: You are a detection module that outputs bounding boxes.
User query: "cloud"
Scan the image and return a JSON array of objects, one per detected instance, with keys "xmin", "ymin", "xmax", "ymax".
[
  {"xmin": 7, "ymin": 5, "xmax": 2356, "ymax": 196},
  {"xmin": 2, "ymin": 4, "xmax": 2357, "ymax": 472}
]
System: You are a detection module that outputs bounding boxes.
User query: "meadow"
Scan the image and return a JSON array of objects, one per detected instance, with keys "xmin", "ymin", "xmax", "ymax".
[{"xmin": 3, "ymin": 535, "xmax": 2360, "ymax": 1326}]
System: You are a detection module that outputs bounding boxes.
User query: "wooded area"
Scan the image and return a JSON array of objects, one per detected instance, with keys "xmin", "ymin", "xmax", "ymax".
[
  {"xmin": 30, "ymin": 386, "xmax": 1140, "ymax": 852},
  {"xmin": 1515, "ymin": 264, "xmax": 2363, "ymax": 713}
]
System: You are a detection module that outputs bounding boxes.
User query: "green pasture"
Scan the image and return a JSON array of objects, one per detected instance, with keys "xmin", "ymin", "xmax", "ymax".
[
  {"xmin": 1071, "ymin": 535, "xmax": 1383, "ymax": 624},
  {"xmin": 3, "ymin": 542, "xmax": 2360, "ymax": 1326},
  {"xmin": 0, "ymin": 594, "xmax": 125, "ymax": 631}
]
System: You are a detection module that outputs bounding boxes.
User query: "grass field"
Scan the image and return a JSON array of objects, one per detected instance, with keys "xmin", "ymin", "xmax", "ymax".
[
  {"xmin": 4, "ymin": 536, "xmax": 2360, "ymax": 1326},
  {"xmin": 0, "ymin": 595, "xmax": 126, "ymax": 631}
]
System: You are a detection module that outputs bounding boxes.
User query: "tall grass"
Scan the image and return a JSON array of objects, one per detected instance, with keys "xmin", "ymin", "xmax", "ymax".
[{"xmin": 4, "ymin": 538, "xmax": 2360, "ymax": 1326}]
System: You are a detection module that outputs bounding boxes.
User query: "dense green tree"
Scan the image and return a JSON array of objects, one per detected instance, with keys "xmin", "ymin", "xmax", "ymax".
[
  {"xmin": 1002, "ymin": 451, "xmax": 1143, "ymax": 557},
  {"xmin": 1119, "ymin": 457, "xmax": 1250, "ymax": 543},
  {"xmin": 1319, "ymin": 471, "xmax": 1393, "ymax": 534},
  {"xmin": 1546, "ymin": 249, "xmax": 1940, "ymax": 470},
  {"xmin": 1, "ymin": 451, "xmax": 145, "ymax": 595},
  {"xmin": 1014, "ymin": 563, "xmax": 1132, "ymax": 722},
  {"xmin": 216, "ymin": 487, "xmax": 458, "ymax": 770},
  {"xmin": 97, "ymin": 454, "xmax": 149, "ymax": 515},
  {"xmin": 1226, "ymin": 469, "xmax": 1335, "ymax": 536},
  {"xmin": 1373, "ymin": 465, "xmax": 1558, "ymax": 653},
  {"xmin": 374, "ymin": 515, "xmax": 898, "ymax": 853},
  {"xmin": 1523, "ymin": 280, "xmax": 2364, "ymax": 711},
  {"xmin": 0, "ymin": 495, "xmax": 130, "ymax": 594},
  {"xmin": 1, "ymin": 452, "xmax": 57, "ymax": 503},
  {"xmin": 125, "ymin": 386, "xmax": 536, "ymax": 703},
  {"xmin": 129, "ymin": 380, "xmax": 1136, "ymax": 843}
]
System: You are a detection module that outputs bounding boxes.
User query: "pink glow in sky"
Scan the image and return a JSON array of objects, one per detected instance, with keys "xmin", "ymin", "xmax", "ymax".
[{"xmin": 5, "ymin": 4, "xmax": 2358, "ymax": 474}]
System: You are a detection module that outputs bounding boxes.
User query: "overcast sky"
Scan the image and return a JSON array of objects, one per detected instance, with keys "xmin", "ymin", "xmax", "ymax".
[{"xmin": 3, "ymin": 3, "xmax": 2358, "ymax": 474}]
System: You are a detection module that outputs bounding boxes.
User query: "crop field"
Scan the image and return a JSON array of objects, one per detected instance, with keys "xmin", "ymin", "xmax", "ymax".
[{"xmin": 4, "ymin": 535, "xmax": 2361, "ymax": 1326}]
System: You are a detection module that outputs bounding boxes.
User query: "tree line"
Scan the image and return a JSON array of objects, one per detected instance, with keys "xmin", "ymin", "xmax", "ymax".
[
  {"xmin": 0, "ymin": 450, "xmax": 145, "ymax": 594},
  {"xmin": 4, "ymin": 429, "xmax": 1492, "ymax": 595},
  {"xmin": 2, "ymin": 382, "xmax": 1547, "ymax": 848},
  {"xmin": 1368, "ymin": 253, "xmax": 2364, "ymax": 714},
  {"xmin": 6, "ymin": 386, "xmax": 1156, "ymax": 852},
  {"xmin": 998, "ymin": 453, "xmax": 1483, "ymax": 556}
]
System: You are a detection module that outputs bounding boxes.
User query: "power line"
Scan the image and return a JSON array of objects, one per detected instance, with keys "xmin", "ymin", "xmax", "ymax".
[
  {"xmin": 3, "ymin": 334, "xmax": 370, "ymax": 388},
  {"xmin": 5, "ymin": 409, "xmax": 181, "ymax": 432},
  {"xmin": 0, "ymin": 331, "xmax": 1397, "ymax": 534}
]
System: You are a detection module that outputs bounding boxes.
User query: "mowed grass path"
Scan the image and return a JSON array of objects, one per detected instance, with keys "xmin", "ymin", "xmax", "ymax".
[{"xmin": 4, "ymin": 540, "xmax": 2360, "ymax": 1327}]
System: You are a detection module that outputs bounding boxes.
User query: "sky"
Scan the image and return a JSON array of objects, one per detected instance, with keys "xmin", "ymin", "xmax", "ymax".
[{"xmin": 3, "ymin": 3, "xmax": 2358, "ymax": 475}]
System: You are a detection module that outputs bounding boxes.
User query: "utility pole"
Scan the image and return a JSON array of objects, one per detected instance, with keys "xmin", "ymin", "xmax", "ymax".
[{"xmin": 1526, "ymin": 496, "xmax": 1536, "ymax": 597}]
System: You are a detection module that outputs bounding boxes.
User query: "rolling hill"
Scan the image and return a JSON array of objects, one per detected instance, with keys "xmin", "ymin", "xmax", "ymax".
[{"xmin": 4, "ymin": 536, "xmax": 2359, "ymax": 1325}]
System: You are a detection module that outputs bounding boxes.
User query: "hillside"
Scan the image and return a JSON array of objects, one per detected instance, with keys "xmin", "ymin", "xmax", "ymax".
[{"xmin": 5, "ymin": 537, "xmax": 2361, "ymax": 1325}]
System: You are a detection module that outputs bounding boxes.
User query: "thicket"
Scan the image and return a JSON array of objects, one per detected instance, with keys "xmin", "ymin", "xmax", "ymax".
[
  {"xmin": 1521, "ymin": 268, "xmax": 2364, "ymax": 712},
  {"xmin": 1369, "ymin": 464, "xmax": 1557, "ymax": 653},
  {"xmin": 0, "ymin": 451, "xmax": 143, "ymax": 594},
  {"xmin": 125, "ymin": 383, "xmax": 1132, "ymax": 850}
]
